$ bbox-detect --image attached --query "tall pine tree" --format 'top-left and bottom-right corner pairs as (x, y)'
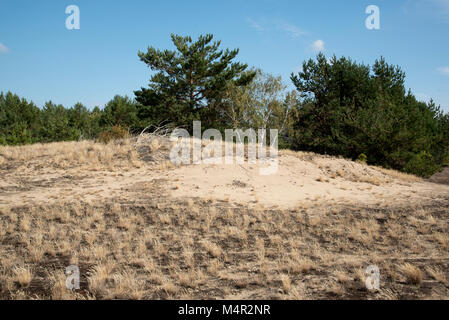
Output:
(135, 34), (255, 131)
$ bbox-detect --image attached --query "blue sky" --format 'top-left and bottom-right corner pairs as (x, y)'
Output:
(0, 0), (448, 111)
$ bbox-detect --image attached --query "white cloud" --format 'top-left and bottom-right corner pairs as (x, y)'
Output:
(0, 42), (9, 53)
(246, 18), (266, 32)
(277, 21), (305, 39)
(438, 66), (449, 75)
(432, 0), (449, 10)
(404, 0), (449, 21)
(432, 0), (449, 20)
(246, 18), (306, 39)
(310, 40), (325, 52)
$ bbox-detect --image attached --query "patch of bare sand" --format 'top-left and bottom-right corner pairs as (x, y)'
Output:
(169, 151), (448, 209)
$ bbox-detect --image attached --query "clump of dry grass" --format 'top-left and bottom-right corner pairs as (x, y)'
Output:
(49, 270), (77, 300)
(161, 280), (179, 296)
(378, 288), (398, 300)
(201, 240), (222, 258)
(425, 266), (447, 284)
(327, 282), (345, 297)
(290, 257), (315, 274)
(434, 233), (449, 250)
(357, 176), (383, 186)
(334, 270), (351, 284)
(399, 263), (423, 285)
(207, 259), (221, 276)
(280, 274), (291, 293)
(233, 278), (249, 289)
(13, 266), (33, 287)
(111, 269), (146, 299)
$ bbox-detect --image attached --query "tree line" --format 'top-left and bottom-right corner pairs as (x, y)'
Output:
(1, 33), (448, 176)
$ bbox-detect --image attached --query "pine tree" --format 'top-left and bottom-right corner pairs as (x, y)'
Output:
(135, 34), (255, 130)
(100, 95), (138, 130)
(289, 54), (449, 176)
(0, 92), (40, 145)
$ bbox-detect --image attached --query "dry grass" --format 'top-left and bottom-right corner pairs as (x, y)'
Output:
(280, 274), (291, 293)
(398, 264), (423, 285)
(374, 167), (422, 183)
(0, 139), (448, 300)
(13, 266), (33, 287)
(0, 139), (140, 170)
(1, 197), (447, 299)
(426, 266), (447, 285)
(434, 233), (449, 250)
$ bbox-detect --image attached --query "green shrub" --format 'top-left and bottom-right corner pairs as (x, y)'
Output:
(443, 152), (449, 167)
(356, 153), (367, 164)
(404, 151), (440, 177)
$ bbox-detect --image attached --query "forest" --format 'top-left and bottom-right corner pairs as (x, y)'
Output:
(1, 34), (448, 176)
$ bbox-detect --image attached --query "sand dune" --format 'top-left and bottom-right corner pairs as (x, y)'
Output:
(0, 137), (446, 210)
(0, 138), (448, 300)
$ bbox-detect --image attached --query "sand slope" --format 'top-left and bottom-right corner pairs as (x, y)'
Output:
(169, 150), (448, 209)
(0, 138), (448, 210)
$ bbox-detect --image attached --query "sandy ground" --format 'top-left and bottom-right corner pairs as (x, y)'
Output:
(169, 152), (448, 209)
(1, 138), (449, 300)
(0, 140), (447, 210)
